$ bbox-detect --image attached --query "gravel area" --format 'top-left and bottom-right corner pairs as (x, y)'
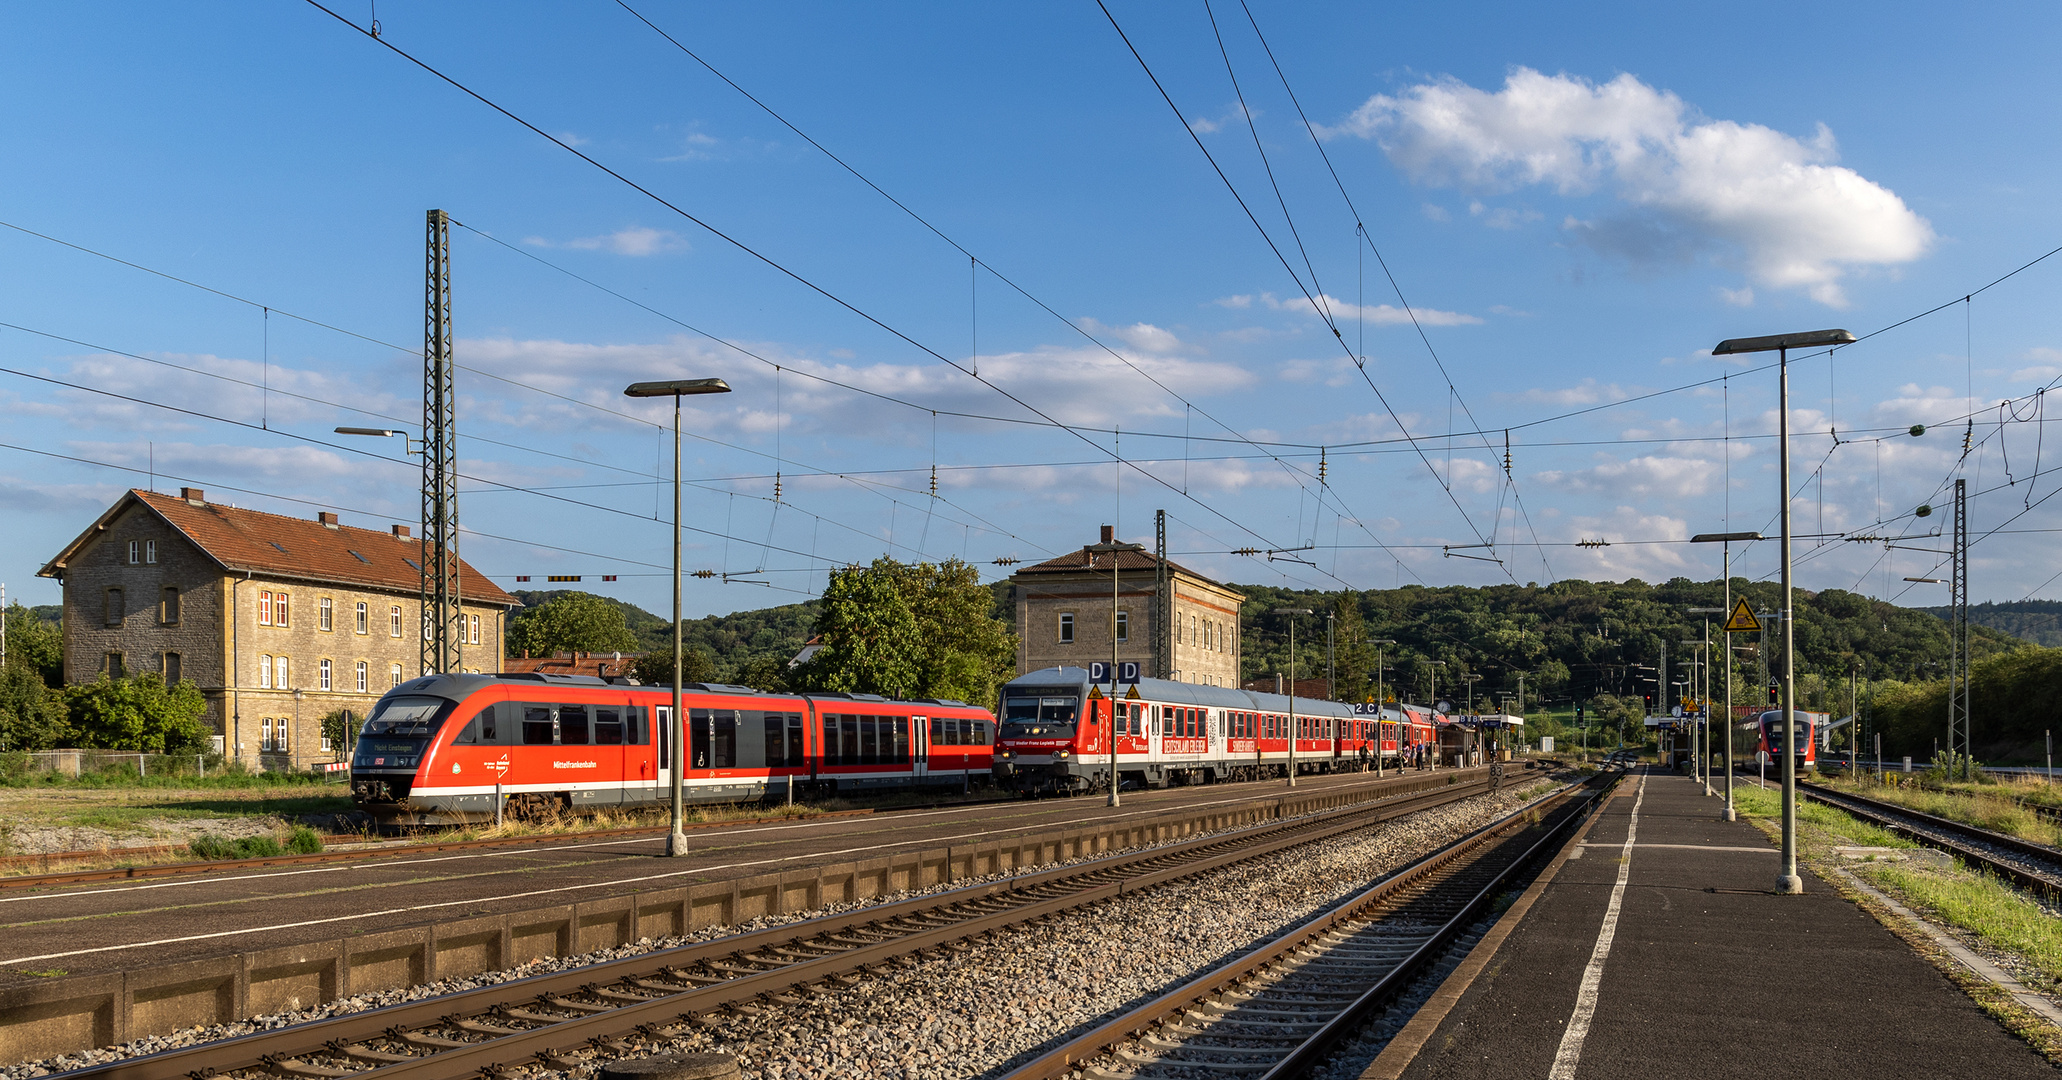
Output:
(0, 815), (284, 858)
(563, 781), (1563, 1080)
(0, 776), (1569, 1080)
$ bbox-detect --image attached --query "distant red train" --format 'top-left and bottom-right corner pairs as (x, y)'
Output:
(1757, 709), (1826, 770)
(992, 667), (1443, 795)
(350, 672), (995, 827)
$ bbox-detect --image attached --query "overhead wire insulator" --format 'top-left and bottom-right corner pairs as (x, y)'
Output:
(772, 471), (782, 502)
(992, 556), (1020, 567)
(1232, 547), (1260, 557)
(690, 569), (717, 579)
(929, 464), (938, 498)
(1317, 449), (1328, 486)
(1503, 430), (1513, 478)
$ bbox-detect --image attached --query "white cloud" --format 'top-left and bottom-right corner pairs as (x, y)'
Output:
(1077, 318), (1185, 355)
(1718, 286), (1755, 306)
(1189, 102), (1257, 135)
(1327, 67), (1933, 306)
(1535, 453), (1720, 497)
(1469, 201), (1541, 230)
(1212, 294), (1255, 310)
(1502, 377), (1629, 407)
(2010, 347), (2062, 383)
(1420, 203), (1450, 222)
(527, 226), (689, 256)
(1257, 292), (1482, 326)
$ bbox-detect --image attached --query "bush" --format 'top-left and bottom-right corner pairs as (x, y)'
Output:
(188, 825), (322, 861)
(65, 673), (211, 754)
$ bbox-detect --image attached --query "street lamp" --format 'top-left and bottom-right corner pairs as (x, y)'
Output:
(1426, 660), (1447, 769)
(334, 426), (422, 455)
(1691, 530), (1760, 821)
(1086, 534), (1146, 807)
(624, 377), (733, 857)
(1713, 328), (1853, 895)
(1275, 608), (1312, 786)
(1371, 639), (1396, 776)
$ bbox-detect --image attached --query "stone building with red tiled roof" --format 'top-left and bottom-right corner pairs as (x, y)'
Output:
(1009, 525), (1245, 687)
(38, 488), (520, 770)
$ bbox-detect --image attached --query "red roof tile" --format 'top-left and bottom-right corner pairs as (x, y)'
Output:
(41, 489), (518, 607)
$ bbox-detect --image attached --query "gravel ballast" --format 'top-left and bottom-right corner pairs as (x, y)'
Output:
(3, 778), (1565, 1080)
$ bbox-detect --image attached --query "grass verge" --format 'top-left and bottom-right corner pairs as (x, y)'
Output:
(1825, 776), (2062, 849)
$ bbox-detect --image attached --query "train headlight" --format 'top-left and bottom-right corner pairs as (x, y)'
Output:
(1053, 749), (1071, 759)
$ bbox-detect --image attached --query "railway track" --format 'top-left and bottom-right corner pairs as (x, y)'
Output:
(1797, 781), (2062, 897)
(1000, 775), (1609, 1080)
(46, 775), (1509, 1080)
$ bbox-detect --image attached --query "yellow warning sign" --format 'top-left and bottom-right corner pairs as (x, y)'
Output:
(1087, 685), (1105, 701)
(1124, 684), (1141, 700)
(1723, 599), (1762, 634)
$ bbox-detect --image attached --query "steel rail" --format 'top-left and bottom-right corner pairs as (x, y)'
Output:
(49, 777), (1500, 1080)
(998, 775), (1611, 1080)
(1797, 780), (2062, 897)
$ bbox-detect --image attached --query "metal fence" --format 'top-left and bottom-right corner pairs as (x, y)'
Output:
(1, 749), (231, 779)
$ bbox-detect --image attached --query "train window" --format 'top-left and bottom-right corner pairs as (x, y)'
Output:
(840, 715), (860, 766)
(690, 709), (713, 768)
(478, 706), (496, 742)
(858, 716), (879, 766)
(711, 711), (737, 768)
(890, 716), (910, 764)
(627, 706), (649, 745)
(558, 705), (590, 746)
(785, 714), (804, 766)
(594, 708), (623, 746)
(930, 717), (946, 745)
(763, 715), (787, 768)
(821, 715), (840, 767)
(523, 706), (555, 745)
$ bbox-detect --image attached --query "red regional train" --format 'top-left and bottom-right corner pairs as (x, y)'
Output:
(992, 667), (1444, 795)
(1757, 709), (1827, 771)
(349, 672), (996, 827)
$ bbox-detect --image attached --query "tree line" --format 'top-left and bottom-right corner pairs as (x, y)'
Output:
(1, 604), (213, 754)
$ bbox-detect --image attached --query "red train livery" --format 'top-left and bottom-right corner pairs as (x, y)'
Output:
(350, 672), (995, 827)
(993, 667), (1443, 795)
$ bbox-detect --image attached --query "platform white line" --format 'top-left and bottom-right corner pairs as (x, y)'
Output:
(1549, 770), (1646, 1080)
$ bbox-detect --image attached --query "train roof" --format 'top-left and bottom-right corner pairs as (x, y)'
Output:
(1005, 667), (1358, 718)
(383, 672), (983, 712)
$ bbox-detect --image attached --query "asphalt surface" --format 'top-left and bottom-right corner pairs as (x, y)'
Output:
(1397, 768), (2055, 1080)
(0, 767), (1468, 990)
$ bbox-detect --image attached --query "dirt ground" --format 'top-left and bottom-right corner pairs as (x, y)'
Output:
(0, 783), (359, 856)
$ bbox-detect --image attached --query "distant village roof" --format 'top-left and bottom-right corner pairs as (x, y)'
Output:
(38, 488), (519, 607)
(506, 651), (638, 679)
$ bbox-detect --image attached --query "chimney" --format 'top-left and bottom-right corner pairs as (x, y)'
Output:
(391, 524), (411, 539)
(180, 487), (205, 505)
(317, 512), (339, 528)
(1100, 524), (1114, 544)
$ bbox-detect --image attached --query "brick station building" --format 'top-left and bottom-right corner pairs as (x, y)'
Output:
(38, 487), (519, 770)
(1009, 525), (1245, 686)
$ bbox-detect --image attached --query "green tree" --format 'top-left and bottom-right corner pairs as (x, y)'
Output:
(318, 708), (362, 759)
(4, 602), (63, 688)
(1330, 593), (1374, 703)
(0, 661), (69, 750)
(729, 653), (790, 694)
(507, 592), (639, 657)
(631, 647), (716, 687)
(65, 673), (211, 754)
(796, 557), (1017, 706)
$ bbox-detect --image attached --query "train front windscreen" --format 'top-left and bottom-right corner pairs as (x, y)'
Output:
(351, 694), (457, 802)
(1000, 689), (1080, 740)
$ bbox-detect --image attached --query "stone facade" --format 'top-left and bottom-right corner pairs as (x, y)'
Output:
(42, 489), (517, 770)
(1011, 526), (1245, 687)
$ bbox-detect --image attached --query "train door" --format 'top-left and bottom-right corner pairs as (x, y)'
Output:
(655, 705), (673, 799)
(913, 714), (931, 786)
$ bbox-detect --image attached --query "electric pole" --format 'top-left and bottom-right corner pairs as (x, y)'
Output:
(422, 209), (460, 676)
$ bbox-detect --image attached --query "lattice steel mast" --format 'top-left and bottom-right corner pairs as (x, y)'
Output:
(422, 209), (461, 675)
(1154, 509), (1170, 679)
(1949, 477), (1970, 779)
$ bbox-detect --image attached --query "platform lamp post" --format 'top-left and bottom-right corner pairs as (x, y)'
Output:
(1713, 328), (1854, 895)
(623, 377), (733, 857)
(1086, 534), (1145, 807)
(1275, 608), (1312, 786)
(1691, 531), (1760, 821)
(1372, 639), (1396, 775)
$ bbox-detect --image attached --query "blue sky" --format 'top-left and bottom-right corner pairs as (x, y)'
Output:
(6, 1), (2062, 615)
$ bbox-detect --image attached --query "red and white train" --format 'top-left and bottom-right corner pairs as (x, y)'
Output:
(1757, 709), (1827, 770)
(349, 672), (996, 827)
(992, 667), (1444, 795)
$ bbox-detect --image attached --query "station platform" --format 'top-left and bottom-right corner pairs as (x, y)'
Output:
(1380, 767), (2054, 1079)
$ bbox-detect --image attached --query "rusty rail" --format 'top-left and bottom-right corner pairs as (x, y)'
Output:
(46, 777), (1500, 1080)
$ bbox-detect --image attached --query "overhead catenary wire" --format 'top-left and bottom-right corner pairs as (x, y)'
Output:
(304, 2), (1339, 583)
